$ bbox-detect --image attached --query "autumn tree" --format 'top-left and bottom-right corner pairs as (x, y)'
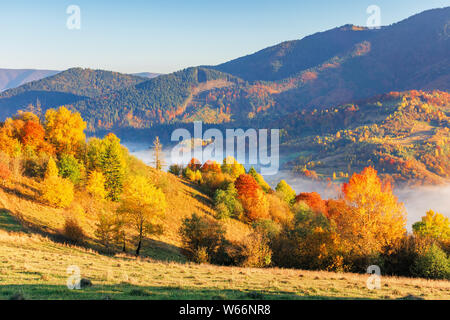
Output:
(235, 174), (269, 222)
(41, 159), (74, 208)
(45, 106), (86, 156)
(86, 170), (107, 200)
(275, 180), (296, 205)
(118, 176), (167, 256)
(338, 167), (406, 259)
(295, 192), (328, 216)
(45, 157), (59, 179)
(187, 158), (202, 171)
(413, 210), (450, 242)
(248, 166), (271, 193)
(58, 154), (83, 184)
(221, 156), (245, 180)
(213, 183), (243, 219)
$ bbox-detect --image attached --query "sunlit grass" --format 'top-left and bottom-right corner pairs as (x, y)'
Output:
(1, 230), (449, 300)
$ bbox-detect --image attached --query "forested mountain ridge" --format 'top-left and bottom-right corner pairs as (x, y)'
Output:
(0, 68), (148, 120)
(0, 8), (448, 131)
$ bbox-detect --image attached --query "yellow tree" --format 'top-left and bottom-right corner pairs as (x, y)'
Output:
(118, 176), (167, 256)
(86, 170), (107, 200)
(45, 106), (86, 156)
(413, 210), (450, 241)
(338, 167), (406, 257)
(221, 156), (245, 180)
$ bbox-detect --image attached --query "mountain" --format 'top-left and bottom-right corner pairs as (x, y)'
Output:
(0, 68), (147, 120)
(81, 7), (450, 129)
(0, 68), (59, 92)
(0, 8), (448, 130)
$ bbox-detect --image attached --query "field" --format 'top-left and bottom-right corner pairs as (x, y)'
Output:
(1, 229), (449, 300)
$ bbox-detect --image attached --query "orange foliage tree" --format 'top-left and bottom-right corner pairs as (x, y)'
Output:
(338, 167), (406, 257)
(295, 192), (328, 216)
(234, 174), (269, 222)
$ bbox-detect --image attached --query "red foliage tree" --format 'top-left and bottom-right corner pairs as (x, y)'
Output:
(295, 192), (328, 216)
(188, 158), (202, 171)
(20, 121), (45, 148)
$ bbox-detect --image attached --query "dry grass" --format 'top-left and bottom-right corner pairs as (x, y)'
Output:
(0, 169), (251, 262)
(0, 230), (449, 300)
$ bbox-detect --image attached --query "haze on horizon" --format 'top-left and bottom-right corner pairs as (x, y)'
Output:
(1, 0), (449, 74)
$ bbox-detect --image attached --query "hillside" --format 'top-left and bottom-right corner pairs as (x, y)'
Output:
(0, 166), (251, 262)
(0, 68), (147, 120)
(277, 90), (450, 185)
(0, 68), (59, 92)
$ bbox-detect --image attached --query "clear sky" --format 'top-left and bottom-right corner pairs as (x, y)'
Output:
(0, 0), (449, 74)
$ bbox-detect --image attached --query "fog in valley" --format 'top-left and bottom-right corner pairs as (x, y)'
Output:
(125, 142), (450, 231)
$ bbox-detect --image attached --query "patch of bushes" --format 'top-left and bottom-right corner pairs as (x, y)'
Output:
(63, 216), (86, 244)
(179, 213), (227, 264)
(411, 244), (450, 280)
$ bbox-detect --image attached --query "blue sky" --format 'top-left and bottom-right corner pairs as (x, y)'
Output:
(0, 0), (448, 73)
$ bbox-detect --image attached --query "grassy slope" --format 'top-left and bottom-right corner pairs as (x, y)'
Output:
(0, 167), (251, 262)
(1, 230), (449, 300)
(0, 164), (449, 300)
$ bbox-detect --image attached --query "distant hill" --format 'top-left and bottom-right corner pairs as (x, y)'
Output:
(0, 68), (59, 92)
(277, 90), (450, 185)
(0, 68), (147, 120)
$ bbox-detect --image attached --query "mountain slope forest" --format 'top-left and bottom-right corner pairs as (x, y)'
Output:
(278, 90), (450, 185)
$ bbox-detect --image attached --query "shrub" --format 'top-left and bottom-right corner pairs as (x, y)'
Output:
(168, 164), (183, 176)
(63, 216), (85, 243)
(23, 154), (48, 178)
(179, 213), (226, 263)
(252, 219), (282, 240)
(41, 176), (74, 208)
(229, 232), (272, 267)
(192, 246), (210, 264)
(411, 244), (450, 280)
(381, 235), (431, 277)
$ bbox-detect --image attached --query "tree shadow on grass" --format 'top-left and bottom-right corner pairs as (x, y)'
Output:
(0, 208), (24, 232)
(0, 283), (368, 300)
